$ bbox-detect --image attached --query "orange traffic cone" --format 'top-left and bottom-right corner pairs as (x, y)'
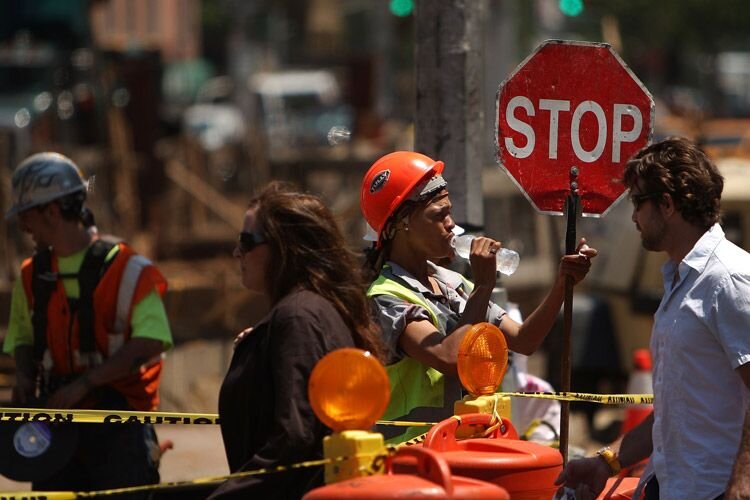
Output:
(618, 349), (653, 478)
(621, 349), (653, 435)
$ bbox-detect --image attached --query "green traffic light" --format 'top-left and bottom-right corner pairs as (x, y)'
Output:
(390, 0), (414, 17)
(559, 0), (583, 16)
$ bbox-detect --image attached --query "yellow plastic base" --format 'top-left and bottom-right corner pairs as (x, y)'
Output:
(323, 430), (385, 484)
(453, 394), (512, 438)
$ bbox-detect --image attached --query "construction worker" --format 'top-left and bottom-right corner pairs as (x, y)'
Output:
(360, 151), (597, 443)
(3, 152), (172, 496)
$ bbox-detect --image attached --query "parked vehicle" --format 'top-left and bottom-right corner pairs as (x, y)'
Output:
(248, 70), (353, 162)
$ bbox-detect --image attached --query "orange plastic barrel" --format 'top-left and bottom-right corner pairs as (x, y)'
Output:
(392, 413), (562, 500)
(303, 446), (509, 499)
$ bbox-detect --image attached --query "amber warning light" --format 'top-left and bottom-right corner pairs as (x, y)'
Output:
(308, 348), (390, 432)
(457, 322), (509, 396)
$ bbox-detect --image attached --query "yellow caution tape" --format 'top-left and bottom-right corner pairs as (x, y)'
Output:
(499, 391), (654, 405)
(0, 392), (654, 497)
(374, 419), (436, 427)
(0, 493), (79, 500)
(0, 408), (434, 427)
(0, 393), (652, 427)
(0, 408), (219, 424)
(0, 453), (384, 498)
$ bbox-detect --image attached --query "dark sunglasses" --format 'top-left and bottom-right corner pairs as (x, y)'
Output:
(238, 231), (267, 254)
(629, 191), (663, 209)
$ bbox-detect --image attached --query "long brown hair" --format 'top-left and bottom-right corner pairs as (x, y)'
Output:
(251, 182), (385, 362)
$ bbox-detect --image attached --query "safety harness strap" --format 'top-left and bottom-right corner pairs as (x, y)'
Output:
(31, 240), (117, 361)
(31, 248), (55, 363)
(77, 239), (117, 353)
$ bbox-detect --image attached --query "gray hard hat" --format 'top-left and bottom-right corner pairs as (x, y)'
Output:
(6, 152), (88, 219)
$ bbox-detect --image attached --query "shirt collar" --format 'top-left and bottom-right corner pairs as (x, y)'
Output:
(682, 223), (724, 274)
(661, 223), (724, 288)
(384, 260), (465, 294)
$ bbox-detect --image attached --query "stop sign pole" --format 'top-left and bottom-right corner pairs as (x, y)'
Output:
(562, 170), (579, 466)
(495, 40), (654, 464)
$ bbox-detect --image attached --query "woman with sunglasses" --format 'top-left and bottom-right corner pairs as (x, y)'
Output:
(361, 151), (598, 444)
(209, 182), (385, 499)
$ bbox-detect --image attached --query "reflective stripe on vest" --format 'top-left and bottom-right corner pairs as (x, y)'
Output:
(367, 273), (448, 443)
(109, 254), (151, 355)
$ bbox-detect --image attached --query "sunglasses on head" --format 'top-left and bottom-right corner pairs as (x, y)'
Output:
(238, 231), (266, 254)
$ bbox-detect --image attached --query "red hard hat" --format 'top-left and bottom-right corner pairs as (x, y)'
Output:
(360, 151), (445, 244)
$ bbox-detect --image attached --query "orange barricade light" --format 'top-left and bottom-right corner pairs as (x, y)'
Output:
(308, 348), (390, 484)
(454, 323), (512, 437)
(309, 348), (390, 431)
(457, 323), (508, 396)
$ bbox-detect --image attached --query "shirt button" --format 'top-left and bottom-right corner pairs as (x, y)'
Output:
(657, 446), (663, 452)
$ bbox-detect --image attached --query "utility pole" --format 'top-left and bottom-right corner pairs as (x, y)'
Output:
(414, 0), (485, 230)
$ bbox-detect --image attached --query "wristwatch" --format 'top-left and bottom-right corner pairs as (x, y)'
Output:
(596, 447), (622, 476)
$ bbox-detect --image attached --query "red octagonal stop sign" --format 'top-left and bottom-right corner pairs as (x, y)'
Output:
(496, 40), (654, 216)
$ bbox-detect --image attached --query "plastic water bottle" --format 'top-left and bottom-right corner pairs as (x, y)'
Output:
(451, 235), (520, 276)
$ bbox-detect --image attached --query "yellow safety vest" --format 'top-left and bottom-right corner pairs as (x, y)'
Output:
(367, 269), (473, 443)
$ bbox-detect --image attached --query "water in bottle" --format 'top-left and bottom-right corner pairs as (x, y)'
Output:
(451, 235), (520, 276)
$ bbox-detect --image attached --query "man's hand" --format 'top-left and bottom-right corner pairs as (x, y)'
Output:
(46, 374), (92, 409)
(555, 456), (611, 500)
(558, 238), (598, 285)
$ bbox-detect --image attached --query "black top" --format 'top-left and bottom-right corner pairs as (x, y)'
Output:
(209, 289), (357, 499)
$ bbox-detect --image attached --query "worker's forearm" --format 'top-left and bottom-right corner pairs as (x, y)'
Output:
(616, 412), (654, 469)
(456, 283), (494, 328)
(14, 345), (37, 379)
(86, 338), (163, 388)
(511, 277), (565, 354)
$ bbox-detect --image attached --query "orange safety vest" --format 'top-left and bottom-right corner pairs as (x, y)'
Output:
(21, 242), (168, 411)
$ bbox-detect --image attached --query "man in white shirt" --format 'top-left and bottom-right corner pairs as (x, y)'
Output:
(556, 138), (750, 500)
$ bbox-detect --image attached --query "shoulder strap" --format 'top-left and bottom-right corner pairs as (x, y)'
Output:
(31, 249), (56, 362)
(77, 240), (118, 354)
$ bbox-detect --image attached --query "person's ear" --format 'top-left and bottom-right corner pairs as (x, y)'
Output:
(660, 193), (676, 217)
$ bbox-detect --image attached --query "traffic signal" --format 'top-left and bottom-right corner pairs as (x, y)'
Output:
(389, 0), (414, 17)
(559, 0), (583, 16)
